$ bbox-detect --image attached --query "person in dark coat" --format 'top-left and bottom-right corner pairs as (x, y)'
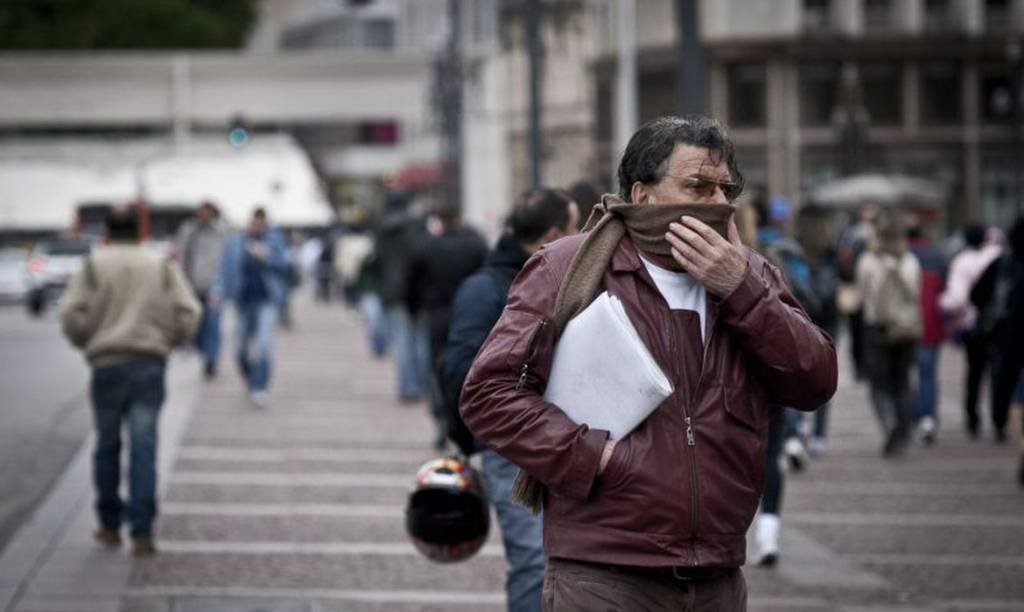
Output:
(407, 204), (488, 447)
(971, 217), (1024, 452)
(373, 193), (431, 402)
(440, 187), (578, 612)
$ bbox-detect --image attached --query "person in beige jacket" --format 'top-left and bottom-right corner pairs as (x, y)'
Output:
(59, 207), (200, 556)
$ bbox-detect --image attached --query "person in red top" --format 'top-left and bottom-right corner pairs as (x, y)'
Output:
(908, 225), (947, 444)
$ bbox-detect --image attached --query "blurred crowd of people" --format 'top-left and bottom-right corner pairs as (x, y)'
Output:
(733, 192), (1024, 569)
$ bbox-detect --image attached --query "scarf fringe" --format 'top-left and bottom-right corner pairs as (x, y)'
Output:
(510, 470), (545, 514)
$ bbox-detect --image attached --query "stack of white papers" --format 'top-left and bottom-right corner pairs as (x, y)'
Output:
(543, 292), (674, 440)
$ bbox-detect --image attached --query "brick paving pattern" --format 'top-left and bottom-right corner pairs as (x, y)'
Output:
(4, 298), (1023, 612)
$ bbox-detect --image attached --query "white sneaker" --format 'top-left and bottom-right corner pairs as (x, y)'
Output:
(808, 437), (827, 459)
(918, 416), (937, 446)
(784, 437), (809, 473)
(755, 513), (780, 567)
(249, 391), (270, 408)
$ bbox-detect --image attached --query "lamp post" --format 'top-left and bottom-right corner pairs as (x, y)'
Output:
(833, 63), (869, 178)
(440, 0), (464, 211)
(525, 0), (543, 189)
(1008, 39), (1023, 215)
(676, 0), (705, 115)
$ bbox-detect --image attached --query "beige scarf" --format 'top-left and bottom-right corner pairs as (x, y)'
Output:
(511, 194), (735, 511)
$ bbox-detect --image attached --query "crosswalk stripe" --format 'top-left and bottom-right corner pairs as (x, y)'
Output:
(787, 512), (1024, 528)
(176, 446), (433, 463)
(170, 471), (411, 487)
(849, 553), (1024, 567)
(156, 540), (504, 556)
(126, 586), (505, 605)
(162, 502), (404, 517)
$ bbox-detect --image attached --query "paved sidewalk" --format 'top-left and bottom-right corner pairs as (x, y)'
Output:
(3, 298), (1023, 612)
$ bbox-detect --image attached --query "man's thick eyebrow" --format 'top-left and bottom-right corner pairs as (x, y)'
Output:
(674, 172), (734, 183)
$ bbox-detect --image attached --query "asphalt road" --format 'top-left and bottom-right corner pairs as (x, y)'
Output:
(0, 303), (90, 550)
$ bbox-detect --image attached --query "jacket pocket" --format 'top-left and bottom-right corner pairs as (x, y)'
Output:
(598, 434), (632, 491)
(499, 309), (547, 388)
(722, 385), (767, 434)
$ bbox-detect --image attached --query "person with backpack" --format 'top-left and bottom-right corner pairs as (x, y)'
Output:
(856, 211), (922, 457)
(751, 197), (839, 566)
(440, 188), (579, 612)
(59, 207), (201, 555)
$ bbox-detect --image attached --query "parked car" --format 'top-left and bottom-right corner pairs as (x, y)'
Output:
(0, 248), (28, 304)
(25, 239), (92, 316)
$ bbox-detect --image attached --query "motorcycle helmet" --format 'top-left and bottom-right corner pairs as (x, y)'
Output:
(405, 457), (490, 563)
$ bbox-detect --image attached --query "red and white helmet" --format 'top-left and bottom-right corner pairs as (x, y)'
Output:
(405, 457), (490, 563)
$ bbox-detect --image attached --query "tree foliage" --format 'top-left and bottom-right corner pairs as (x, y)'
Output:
(0, 0), (258, 50)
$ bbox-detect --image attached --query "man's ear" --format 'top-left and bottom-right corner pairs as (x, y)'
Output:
(540, 225), (563, 245)
(631, 181), (650, 205)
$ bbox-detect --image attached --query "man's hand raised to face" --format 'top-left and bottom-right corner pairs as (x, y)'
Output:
(665, 214), (748, 298)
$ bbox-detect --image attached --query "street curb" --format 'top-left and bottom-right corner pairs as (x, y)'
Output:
(0, 352), (200, 612)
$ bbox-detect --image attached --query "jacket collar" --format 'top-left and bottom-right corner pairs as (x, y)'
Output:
(609, 234), (644, 274)
(486, 234), (531, 271)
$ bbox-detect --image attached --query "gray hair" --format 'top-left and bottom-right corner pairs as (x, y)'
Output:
(617, 115), (744, 203)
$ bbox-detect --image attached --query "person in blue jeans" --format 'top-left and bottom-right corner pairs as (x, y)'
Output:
(60, 207), (200, 555)
(175, 201), (228, 379)
(909, 226), (947, 444)
(212, 208), (292, 407)
(440, 188), (578, 612)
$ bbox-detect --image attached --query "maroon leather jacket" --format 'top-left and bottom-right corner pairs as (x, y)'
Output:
(460, 234), (837, 568)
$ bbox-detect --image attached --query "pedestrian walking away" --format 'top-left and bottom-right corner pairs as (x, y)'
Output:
(441, 187), (579, 612)
(460, 116), (838, 612)
(373, 193), (432, 403)
(175, 200), (228, 380)
(908, 225), (947, 445)
(211, 207), (293, 408)
(856, 212), (922, 457)
(939, 224), (1002, 439)
(971, 217), (1024, 449)
(407, 203), (487, 449)
(59, 206), (201, 556)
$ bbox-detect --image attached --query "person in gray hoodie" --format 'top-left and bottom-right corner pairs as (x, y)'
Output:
(60, 207), (200, 556)
(176, 201), (228, 379)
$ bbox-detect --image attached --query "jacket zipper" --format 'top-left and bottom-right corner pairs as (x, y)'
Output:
(663, 316), (702, 567)
(515, 320), (547, 391)
(686, 302), (718, 566)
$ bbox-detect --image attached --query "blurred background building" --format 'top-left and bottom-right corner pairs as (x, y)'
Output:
(590, 0), (1024, 231)
(0, 0), (1022, 241)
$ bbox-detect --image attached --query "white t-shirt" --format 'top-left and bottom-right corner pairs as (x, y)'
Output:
(640, 257), (708, 342)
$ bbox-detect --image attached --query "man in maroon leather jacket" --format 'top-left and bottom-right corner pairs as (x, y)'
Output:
(460, 116), (837, 611)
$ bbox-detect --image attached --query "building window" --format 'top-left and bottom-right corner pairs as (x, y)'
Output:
(864, 0), (893, 32)
(727, 63), (767, 127)
(919, 61), (962, 124)
(985, 0), (1010, 33)
(803, 0), (831, 32)
(980, 62), (1015, 123)
(799, 63), (840, 127)
(861, 62), (902, 125)
(924, 0), (954, 32)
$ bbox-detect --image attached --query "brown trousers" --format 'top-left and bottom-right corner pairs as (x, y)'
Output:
(542, 558), (747, 612)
